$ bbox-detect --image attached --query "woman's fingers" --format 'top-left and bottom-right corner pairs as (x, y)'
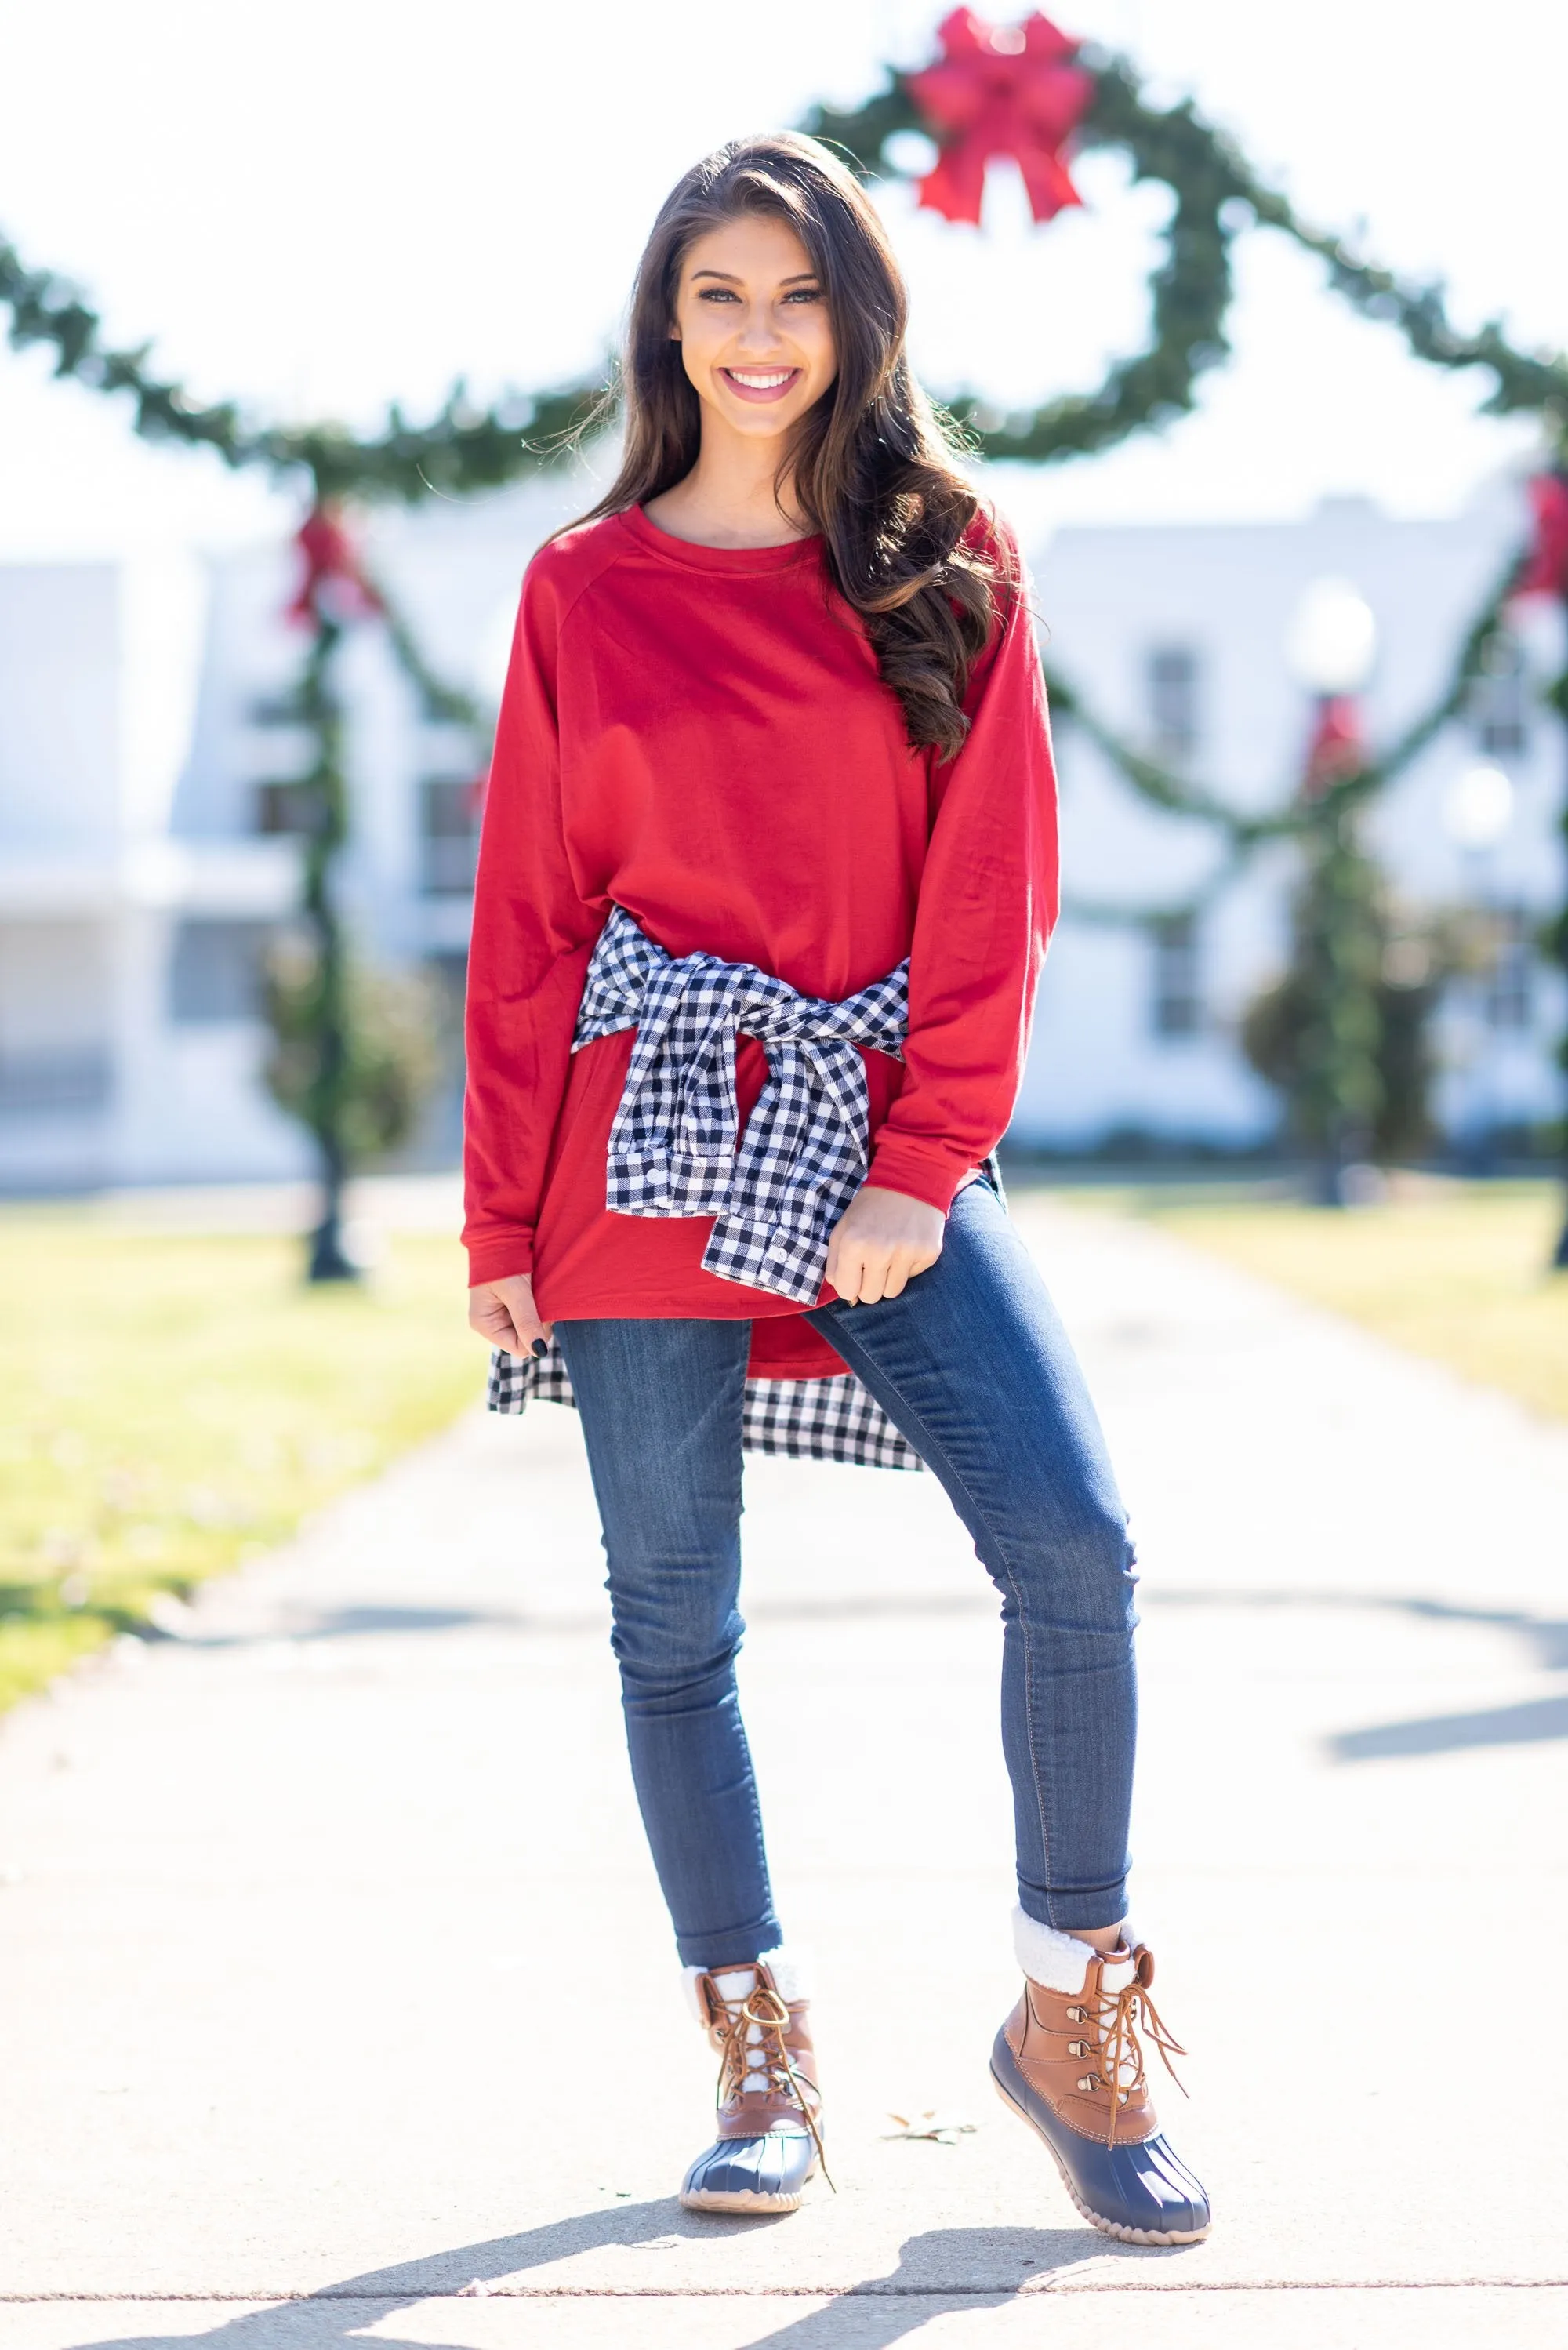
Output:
(468, 1277), (550, 1356)
(468, 1291), (520, 1350)
(832, 1245), (864, 1305)
(826, 1184), (946, 1307)
(836, 1248), (942, 1306)
(850, 1243), (895, 1305)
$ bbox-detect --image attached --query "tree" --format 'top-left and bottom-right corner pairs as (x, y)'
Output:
(258, 607), (440, 1278)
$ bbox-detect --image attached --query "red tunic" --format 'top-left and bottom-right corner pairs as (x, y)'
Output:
(462, 502), (1059, 1381)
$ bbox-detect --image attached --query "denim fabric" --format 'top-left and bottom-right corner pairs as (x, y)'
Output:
(556, 1180), (1138, 1967)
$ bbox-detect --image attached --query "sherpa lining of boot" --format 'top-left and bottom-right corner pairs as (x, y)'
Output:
(1012, 1905), (1131, 1993)
(681, 1946), (811, 2023)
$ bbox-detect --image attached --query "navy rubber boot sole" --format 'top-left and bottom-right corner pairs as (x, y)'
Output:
(680, 2128), (819, 2215)
(990, 2029), (1210, 2245)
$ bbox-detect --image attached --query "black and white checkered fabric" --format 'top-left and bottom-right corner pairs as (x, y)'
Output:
(575, 903), (911, 1306)
(487, 1343), (925, 1472)
(485, 904), (927, 1471)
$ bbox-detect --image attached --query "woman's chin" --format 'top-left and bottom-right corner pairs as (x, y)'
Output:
(706, 399), (808, 440)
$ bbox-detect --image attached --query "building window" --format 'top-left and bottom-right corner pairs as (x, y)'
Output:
(1485, 906), (1534, 1031)
(1471, 634), (1530, 757)
(169, 921), (272, 1023)
(0, 922), (112, 1113)
(0, 1048), (111, 1112)
(1145, 645), (1201, 766)
(252, 781), (319, 836)
(1150, 913), (1202, 1040)
(419, 778), (481, 897)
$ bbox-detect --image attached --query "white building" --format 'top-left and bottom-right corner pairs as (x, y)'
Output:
(1022, 482), (1564, 1154)
(1, 474), (1561, 1190)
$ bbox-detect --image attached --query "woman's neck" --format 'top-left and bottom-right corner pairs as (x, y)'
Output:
(643, 426), (815, 550)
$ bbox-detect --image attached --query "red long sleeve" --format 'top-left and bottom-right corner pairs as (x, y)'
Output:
(461, 548), (609, 1284)
(867, 561), (1059, 1210)
(461, 504), (1059, 1331)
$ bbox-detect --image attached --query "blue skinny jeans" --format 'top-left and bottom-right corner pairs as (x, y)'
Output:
(554, 1180), (1138, 1968)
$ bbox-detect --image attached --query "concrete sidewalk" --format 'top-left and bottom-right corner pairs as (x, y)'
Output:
(1, 1198), (1565, 2347)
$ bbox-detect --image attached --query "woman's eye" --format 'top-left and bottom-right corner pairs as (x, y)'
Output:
(699, 288), (740, 302)
(783, 288), (822, 303)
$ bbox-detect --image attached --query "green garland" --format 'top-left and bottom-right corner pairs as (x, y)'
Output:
(274, 616), (355, 1280)
(1044, 543), (1530, 910)
(0, 237), (598, 501)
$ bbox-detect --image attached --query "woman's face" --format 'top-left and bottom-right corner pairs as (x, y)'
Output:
(670, 213), (837, 441)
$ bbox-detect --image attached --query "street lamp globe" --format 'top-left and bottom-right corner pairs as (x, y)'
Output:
(1442, 761), (1515, 852)
(1285, 576), (1378, 696)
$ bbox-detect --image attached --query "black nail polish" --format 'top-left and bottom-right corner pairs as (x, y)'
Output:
(531, 1338), (549, 1360)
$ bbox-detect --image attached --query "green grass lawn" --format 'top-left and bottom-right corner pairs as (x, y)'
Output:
(9, 1181), (1563, 1717)
(1090, 1179), (1568, 1426)
(0, 1215), (481, 1713)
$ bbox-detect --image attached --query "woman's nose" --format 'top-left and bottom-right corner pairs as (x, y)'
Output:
(734, 309), (786, 354)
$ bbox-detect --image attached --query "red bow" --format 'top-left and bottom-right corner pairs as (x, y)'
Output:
(288, 503), (383, 627)
(1304, 695), (1365, 794)
(1515, 471), (1568, 600)
(907, 9), (1093, 227)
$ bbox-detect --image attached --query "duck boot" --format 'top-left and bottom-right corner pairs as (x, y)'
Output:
(991, 1911), (1210, 2245)
(680, 1952), (828, 2215)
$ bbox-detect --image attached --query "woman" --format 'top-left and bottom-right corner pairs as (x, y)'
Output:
(464, 131), (1209, 2246)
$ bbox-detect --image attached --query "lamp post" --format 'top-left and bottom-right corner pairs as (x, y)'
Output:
(1283, 579), (1384, 1204)
(1286, 577), (1379, 710)
(1441, 759), (1515, 1172)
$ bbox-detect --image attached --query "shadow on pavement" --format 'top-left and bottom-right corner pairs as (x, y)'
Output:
(1328, 1693), (1568, 1758)
(1145, 1584), (1568, 1760)
(169, 1606), (524, 1647)
(1146, 1584), (1568, 1667)
(66, 2206), (1176, 2350)
(681, 2225), (1184, 2348)
(165, 1594), (1000, 1651)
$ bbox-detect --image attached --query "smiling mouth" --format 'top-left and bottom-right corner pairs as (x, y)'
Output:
(720, 367), (802, 403)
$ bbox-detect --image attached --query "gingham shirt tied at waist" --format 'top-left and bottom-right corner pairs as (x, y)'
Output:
(573, 904), (910, 1306)
(486, 906), (927, 1471)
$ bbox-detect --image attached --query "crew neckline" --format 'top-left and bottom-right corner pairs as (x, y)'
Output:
(621, 502), (823, 574)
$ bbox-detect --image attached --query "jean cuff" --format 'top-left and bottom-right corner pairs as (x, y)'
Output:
(1018, 1880), (1130, 1937)
(674, 1918), (786, 1972)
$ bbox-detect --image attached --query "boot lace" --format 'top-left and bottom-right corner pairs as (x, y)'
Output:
(713, 1982), (835, 2191)
(1075, 1974), (1189, 2146)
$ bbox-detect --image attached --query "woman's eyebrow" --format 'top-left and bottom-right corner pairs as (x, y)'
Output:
(688, 269), (822, 285)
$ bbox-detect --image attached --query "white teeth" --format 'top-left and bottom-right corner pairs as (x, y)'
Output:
(728, 369), (793, 389)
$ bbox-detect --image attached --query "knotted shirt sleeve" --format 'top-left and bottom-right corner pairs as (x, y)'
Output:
(462, 556), (607, 1286)
(865, 528), (1060, 1212)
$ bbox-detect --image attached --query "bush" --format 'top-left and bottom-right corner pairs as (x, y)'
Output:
(263, 938), (441, 1166)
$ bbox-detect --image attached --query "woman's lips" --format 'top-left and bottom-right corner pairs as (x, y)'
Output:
(719, 367), (802, 404)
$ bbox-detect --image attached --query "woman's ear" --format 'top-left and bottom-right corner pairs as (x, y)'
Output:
(668, 323), (681, 341)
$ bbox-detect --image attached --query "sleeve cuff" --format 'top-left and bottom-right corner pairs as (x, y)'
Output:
(865, 1138), (975, 1216)
(464, 1231), (535, 1288)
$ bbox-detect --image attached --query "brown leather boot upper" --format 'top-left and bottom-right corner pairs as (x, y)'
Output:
(691, 1960), (825, 2152)
(1001, 1940), (1185, 2148)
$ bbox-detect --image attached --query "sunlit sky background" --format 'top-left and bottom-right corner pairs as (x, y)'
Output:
(2, 0), (1564, 561)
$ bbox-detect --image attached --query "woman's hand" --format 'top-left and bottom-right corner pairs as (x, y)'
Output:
(468, 1273), (553, 1358)
(824, 1184), (946, 1305)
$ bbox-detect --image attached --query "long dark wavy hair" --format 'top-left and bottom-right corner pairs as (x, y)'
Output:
(571, 132), (1002, 757)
